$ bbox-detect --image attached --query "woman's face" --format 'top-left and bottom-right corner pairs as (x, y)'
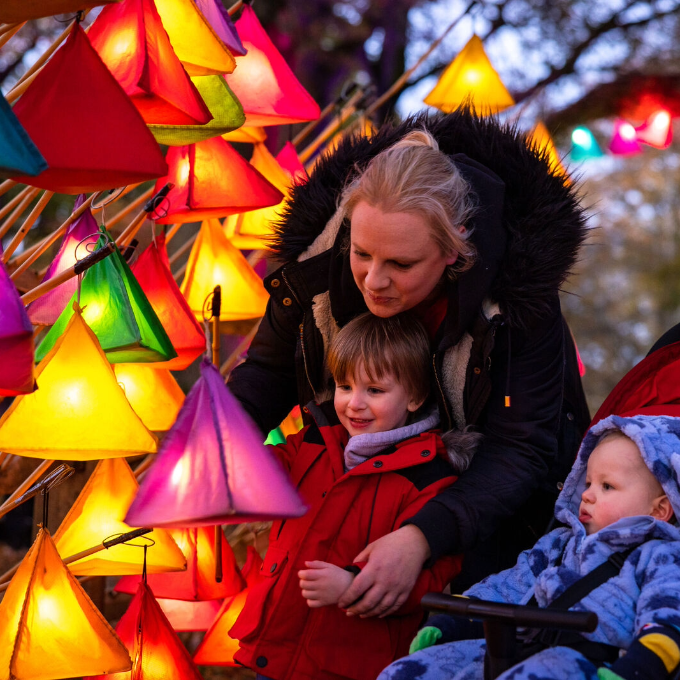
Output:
(349, 202), (458, 317)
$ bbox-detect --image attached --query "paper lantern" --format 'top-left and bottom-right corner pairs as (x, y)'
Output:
(85, 581), (203, 680)
(569, 126), (604, 161)
(36, 232), (177, 364)
(609, 119), (642, 155)
(222, 126), (267, 143)
(193, 547), (264, 666)
(276, 141), (308, 184)
(424, 34), (515, 115)
(195, 0), (246, 56)
(180, 219), (269, 322)
(0, 305), (158, 461)
(0, 258), (34, 397)
(148, 75), (245, 146)
(153, 0), (236, 76)
(28, 195), (99, 325)
(635, 109), (673, 149)
(53, 458), (186, 576)
(527, 121), (567, 178)
(226, 5), (321, 126)
(0, 94), (47, 178)
(130, 234), (205, 370)
(0, 528), (131, 680)
(0, 0), (121, 22)
(125, 360), (307, 527)
(88, 0), (212, 126)
(11, 25), (167, 194)
(114, 364), (185, 431)
(153, 137), (283, 224)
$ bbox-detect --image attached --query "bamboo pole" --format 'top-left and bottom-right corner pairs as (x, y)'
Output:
(165, 223), (183, 244)
(106, 185), (155, 230)
(173, 260), (188, 282)
(292, 97), (345, 148)
(0, 22), (21, 36)
(2, 190), (53, 262)
(0, 21), (24, 49)
(0, 460), (54, 521)
(227, 0), (243, 15)
(220, 319), (261, 376)
(115, 209), (148, 249)
(133, 455), (155, 480)
(0, 186), (36, 226)
(0, 188), (39, 240)
(0, 452), (9, 470)
(0, 179), (16, 199)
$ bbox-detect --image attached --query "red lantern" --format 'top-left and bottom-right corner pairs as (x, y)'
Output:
(276, 141), (308, 184)
(635, 109), (673, 149)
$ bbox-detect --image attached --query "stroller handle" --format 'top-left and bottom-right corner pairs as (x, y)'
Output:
(421, 594), (598, 633)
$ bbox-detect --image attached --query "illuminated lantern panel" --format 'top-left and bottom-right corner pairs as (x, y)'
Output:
(0, 528), (131, 680)
(424, 34), (515, 115)
(53, 458), (186, 576)
(0, 93), (47, 178)
(11, 25), (167, 194)
(0, 305), (158, 461)
(153, 0), (236, 76)
(124, 360), (307, 528)
(195, 0), (246, 56)
(36, 233), (177, 365)
(570, 126), (604, 161)
(609, 119), (642, 156)
(222, 125), (267, 143)
(85, 582), (203, 680)
(527, 121), (568, 178)
(636, 109), (673, 149)
(276, 141), (308, 184)
(226, 5), (321, 127)
(180, 218), (269, 322)
(0, 0), (120, 22)
(0, 258), (34, 397)
(88, 0), (212, 126)
(28, 194), (99, 325)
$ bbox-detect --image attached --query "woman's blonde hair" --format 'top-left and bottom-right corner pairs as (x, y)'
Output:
(339, 129), (477, 273)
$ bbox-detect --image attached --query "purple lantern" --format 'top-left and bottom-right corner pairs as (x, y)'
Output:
(195, 0), (246, 57)
(125, 360), (307, 527)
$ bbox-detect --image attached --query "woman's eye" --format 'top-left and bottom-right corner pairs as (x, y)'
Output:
(353, 249), (370, 259)
(393, 262), (413, 270)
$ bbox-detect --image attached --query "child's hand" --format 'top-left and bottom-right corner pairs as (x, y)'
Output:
(298, 561), (354, 608)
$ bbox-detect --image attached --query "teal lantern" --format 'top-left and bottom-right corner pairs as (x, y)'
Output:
(569, 126), (604, 161)
(0, 94), (47, 177)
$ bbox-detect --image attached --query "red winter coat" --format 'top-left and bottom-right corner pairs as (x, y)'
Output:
(230, 403), (462, 680)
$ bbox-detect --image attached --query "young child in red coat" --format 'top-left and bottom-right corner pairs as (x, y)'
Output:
(230, 312), (475, 680)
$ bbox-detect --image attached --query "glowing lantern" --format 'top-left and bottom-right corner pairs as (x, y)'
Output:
(53, 458), (186, 576)
(0, 305), (158, 461)
(154, 137), (283, 224)
(609, 119), (642, 155)
(222, 126), (267, 143)
(0, 0), (120, 22)
(424, 34), (515, 115)
(226, 5), (321, 126)
(0, 528), (131, 680)
(125, 360), (308, 527)
(149, 75), (245, 146)
(570, 126), (604, 161)
(193, 547), (264, 665)
(180, 218), (269, 322)
(11, 25), (167, 194)
(88, 0), (212, 126)
(85, 581), (203, 680)
(527, 121), (567, 178)
(153, 0), (236, 76)
(635, 109), (673, 149)
(195, 0), (246, 56)
(276, 141), (308, 184)
(36, 232), (177, 364)
(130, 233), (205, 370)
(0, 94), (47, 178)
(0, 259), (34, 397)
(28, 195), (99, 325)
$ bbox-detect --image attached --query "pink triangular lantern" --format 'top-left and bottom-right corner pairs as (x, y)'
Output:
(609, 119), (642, 155)
(635, 109), (673, 149)
(276, 141), (308, 184)
(225, 5), (320, 127)
(0, 256), (34, 396)
(28, 195), (100, 325)
(124, 360), (307, 527)
(195, 0), (246, 56)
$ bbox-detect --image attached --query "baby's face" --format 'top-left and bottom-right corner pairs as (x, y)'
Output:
(579, 434), (665, 535)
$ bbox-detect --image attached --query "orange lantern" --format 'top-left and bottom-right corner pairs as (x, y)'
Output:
(0, 0), (120, 22)
(154, 137), (283, 224)
(0, 528), (131, 680)
(180, 219), (269, 321)
(0, 305), (158, 461)
(53, 458), (186, 576)
(226, 5), (321, 126)
(11, 24), (167, 194)
(527, 121), (568, 178)
(222, 125), (267, 144)
(424, 34), (515, 115)
(88, 0), (212, 126)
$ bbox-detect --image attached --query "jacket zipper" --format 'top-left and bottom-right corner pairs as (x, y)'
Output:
(432, 353), (453, 430)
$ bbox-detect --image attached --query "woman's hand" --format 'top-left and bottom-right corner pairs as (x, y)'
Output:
(337, 525), (431, 618)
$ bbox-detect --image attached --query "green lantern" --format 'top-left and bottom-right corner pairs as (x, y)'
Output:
(36, 230), (177, 364)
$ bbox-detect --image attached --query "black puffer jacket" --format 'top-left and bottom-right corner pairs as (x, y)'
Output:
(229, 109), (590, 579)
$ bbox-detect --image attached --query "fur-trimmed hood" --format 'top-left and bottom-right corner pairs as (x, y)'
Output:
(272, 107), (588, 330)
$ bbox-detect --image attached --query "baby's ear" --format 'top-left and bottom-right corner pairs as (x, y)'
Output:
(652, 495), (674, 523)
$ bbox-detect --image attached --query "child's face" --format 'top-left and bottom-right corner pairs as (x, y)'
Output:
(578, 434), (667, 535)
(334, 362), (422, 437)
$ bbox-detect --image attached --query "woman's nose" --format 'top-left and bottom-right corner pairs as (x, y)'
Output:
(364, 262), (389, 290)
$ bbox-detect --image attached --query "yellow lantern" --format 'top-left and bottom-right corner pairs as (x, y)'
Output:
(153, 0), (236, 76)
(113, 364), (185, 432)
(53, 458), (187, 576)
(180, 219), (269, 322)
(0, 305), (158, 460)
(222, 126), (267, 144)
(527, 121), (568, 179)
(0, 528), (131, 680)
(424, 35), (515, 115)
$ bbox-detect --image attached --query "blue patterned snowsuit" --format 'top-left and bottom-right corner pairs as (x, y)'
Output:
(379, 415), (680, 680)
